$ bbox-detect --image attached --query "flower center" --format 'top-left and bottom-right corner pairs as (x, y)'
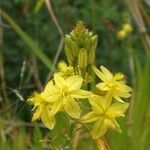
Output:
(106, 81), (119, 92)
(60, 86), (69, 98)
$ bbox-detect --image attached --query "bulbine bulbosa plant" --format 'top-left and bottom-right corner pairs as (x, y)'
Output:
(27, 21), (132, 149)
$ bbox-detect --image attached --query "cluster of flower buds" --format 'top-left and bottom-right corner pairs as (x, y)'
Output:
(65, 21), (98, 78)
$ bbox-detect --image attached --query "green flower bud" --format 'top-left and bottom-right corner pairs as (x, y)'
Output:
(65, 46), (75, 65)
(83, 38), (91, 52)
(65, 34), (80, 61)
(64, 21), (98, 77)
(88, 45), (95, 65)
(91, 35), (98, 50)
(70, 31), (77, 41)
(72, 42), (80, 57)
(65, 35), (74, 50)
(78, 48), (88, 68)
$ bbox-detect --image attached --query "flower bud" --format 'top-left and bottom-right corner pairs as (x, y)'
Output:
(91, 35), (98, 50)
(65, 35), (73, 48)
(78, 48), (88, 68)
(88, 46), (95, 65)
(64, 21), (98, 77)
(83, 38), (91, 52)
(72, 42), (80, 57)
(65, 46), (75, 65)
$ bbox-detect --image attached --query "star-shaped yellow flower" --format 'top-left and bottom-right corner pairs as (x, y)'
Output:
(28, 75), (91, 129)
(80, 93), (129, 139)
(43, 74), (92, 119)
(92, 65), (132, 103)
(27, 81), (59, 129)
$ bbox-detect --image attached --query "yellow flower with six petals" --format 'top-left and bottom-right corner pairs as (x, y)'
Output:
(45, 74), (92, 118)
(92, 65), (132, 103)
(27, 81), (58, 129)
(81, 93), (129, 139)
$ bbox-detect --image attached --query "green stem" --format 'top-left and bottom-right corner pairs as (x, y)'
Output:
(62, 120), (76, 150)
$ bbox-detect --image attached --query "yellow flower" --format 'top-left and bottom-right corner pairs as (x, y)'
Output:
(117, 23), (132, 40)
(117, 30), (127, 40)
(28, 80), (64, 129)
(57, 61), (75, 78)
(45, 74), (92, 119)
(28, 75), (92, 129)
(92, 66), (132, 103)
(81, 94), (129, 139)
(123, 23), (132, 33)
(29, 94), (56, 129)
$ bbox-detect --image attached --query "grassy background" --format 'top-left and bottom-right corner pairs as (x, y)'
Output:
(0, 0), (150, 149)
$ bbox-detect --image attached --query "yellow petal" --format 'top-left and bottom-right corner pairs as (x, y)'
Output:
(44, 94), (61, 102)
(64, 98), (81, 119)
(41, 107), (56, 129)
(42, 81), (58, 99)
(44, 80), (54, 93)
(49, 101), (62, 116)
(114, 73), (124, 81)
(32, 106), (43, 121)
(113, 95), (125, 103)
(80, 111), (98, 123)
(112, 119), (122, 133)
(118, 83), (132, 92)
(100, 66), (113, 81)
(70, 89), (92, 99)
(108, 102), (129, 118)
(92, 66), (106, 81)
(104, 118), (113, 127)
(28, 92), (41, 105)
(102, 92), (113, 109)
(91, 117), (107, 139)
(112, 83), (132, 101)
(113, 91), (131, 102)
(96, 83), (109, 91)
(89, 96), (104, 114)
(117, 91), (131, 98)
(105, 118), (122, 133)
(54, 74), (65, 88)
(66, 75), (83, 91)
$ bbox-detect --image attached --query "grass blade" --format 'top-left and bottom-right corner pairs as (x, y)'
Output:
(1, 10), (52, 69)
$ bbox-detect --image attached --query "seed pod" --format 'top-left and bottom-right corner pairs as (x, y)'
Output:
(78, 48), (88, 68)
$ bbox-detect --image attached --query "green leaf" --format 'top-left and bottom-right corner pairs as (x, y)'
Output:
(1, 10), (52, 69)
(33, 124), (43, 150)
(34, 0), (45, 14)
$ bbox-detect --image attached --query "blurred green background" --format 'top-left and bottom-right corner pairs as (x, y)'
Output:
(0, 0), (150, 149)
